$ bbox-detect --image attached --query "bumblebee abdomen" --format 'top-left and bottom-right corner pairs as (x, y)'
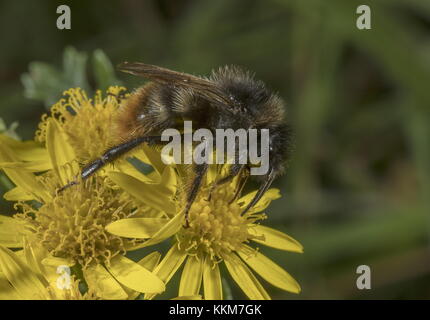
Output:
(115, 82), (178, 142)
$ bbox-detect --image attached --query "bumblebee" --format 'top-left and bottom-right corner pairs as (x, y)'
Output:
(60, 62), (293, 226)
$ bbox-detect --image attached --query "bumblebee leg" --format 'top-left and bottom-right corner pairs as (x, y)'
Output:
(206, 163), (246, 201)
(57, 135), (163, 193)
(204, 165), (222, 201)
(229, 166), (250, 203)
(208, 138), (249, 199)
(241, 167), (276, 216)
(183, 163), (209, 228)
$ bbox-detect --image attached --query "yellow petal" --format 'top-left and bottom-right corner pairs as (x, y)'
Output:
(106, 255), (165, 294)
(140, 213), (183, 248)
(3, 187), (35, 201)
(160, 166), (177, 195)
(203, 256), (222, 300)
(249, 225), (303, 253)
(152, 244), (186, 283)
(0, 135), (49, 162)
(136, 146), (165, 175)
(238, 245), (301, 294)
(138, 252), (161, 271)
(22, 239), (47, 280)
(83, 263), (128, 300)
(120, 252), (162, 300)
(238, 188), (281, 213)
(41, 256), (74, 268)
(179, 256), (203, 296)
(107, 171), (176, 214)
(147, 170), (161, 183)
(0, 274), (20, 300)
(114, 161), (177, 198)
(0, 161), (51, 172)
(0, 215), (24, 248)
(13, 249), (24, 259)
(46, 119), (76, 184)
(0, 246), (49, 299)
(144, 244), (186, 300)
(0, 143), (50, 202)
(114, 160), (153, 184)
(223, 252), (271, 300)
(106, 218), (169, 239)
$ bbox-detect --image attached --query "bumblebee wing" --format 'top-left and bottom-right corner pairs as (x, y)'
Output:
(118, 62), (232, 109)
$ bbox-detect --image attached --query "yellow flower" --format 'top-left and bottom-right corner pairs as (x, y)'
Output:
(107, 165), (303, 300)
(0, 87), (169, 299)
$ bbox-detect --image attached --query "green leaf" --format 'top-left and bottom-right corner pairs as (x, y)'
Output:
(21, 47), (121, 109)
(21, 62), (64, 107)
(62, 46), (90, 92)
(92, 49), (122, 91)
(21, 46), (89, 108)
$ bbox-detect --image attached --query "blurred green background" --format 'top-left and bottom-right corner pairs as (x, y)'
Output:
(0, 0), (429, 299)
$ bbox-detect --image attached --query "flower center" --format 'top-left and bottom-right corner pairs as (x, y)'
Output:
(177, 183), (265, 263)
(35, 87), (127, 162)
(16, 175), (142, 268)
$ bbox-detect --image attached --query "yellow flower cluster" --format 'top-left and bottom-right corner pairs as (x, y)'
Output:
(0, 87), (302, 300)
